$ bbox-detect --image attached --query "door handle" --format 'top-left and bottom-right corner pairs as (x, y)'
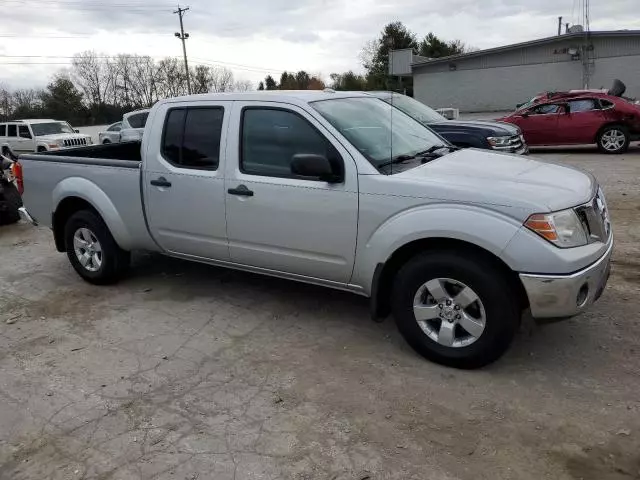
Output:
(228, 185), (254, 197)
(150, 177), (172, 188)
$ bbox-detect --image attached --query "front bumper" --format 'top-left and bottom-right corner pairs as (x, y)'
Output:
(519, 239), (613, 319)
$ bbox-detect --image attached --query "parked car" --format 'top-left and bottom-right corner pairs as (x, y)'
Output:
(16, 91), (612, 369)
(0, 119), (92, 156)
(98, 122), (123, 144)
(369, 91), (528, 154)
(0, 151), (22, 225)
(119, 109), (150, 142)
(502, 88), (640, 154)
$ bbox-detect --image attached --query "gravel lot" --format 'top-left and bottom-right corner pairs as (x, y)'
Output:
(1, 146), (639, 480)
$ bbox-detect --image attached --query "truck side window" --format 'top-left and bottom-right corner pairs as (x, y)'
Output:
(0, 124), (6, 137)
(7, 125), (17, 137)
(241, 108), (336, 178)
(18, 125), (32, 139)
(161, 107), (223, 170)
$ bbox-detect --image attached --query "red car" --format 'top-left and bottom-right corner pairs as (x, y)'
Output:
(500, 89), (640, 154)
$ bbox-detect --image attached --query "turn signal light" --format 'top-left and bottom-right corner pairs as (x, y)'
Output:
(11, 162), (24, 195)
(524, 214), (558, 241)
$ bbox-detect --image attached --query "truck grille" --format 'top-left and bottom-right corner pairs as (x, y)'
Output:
(491, 134), (526, 152)
(62, 138), (88, 147)
(575, 188), (611, 243)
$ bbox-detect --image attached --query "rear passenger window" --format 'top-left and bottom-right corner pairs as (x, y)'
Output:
(568, 99), (596, 113)
(7, 125), (17, 137)
(600, 99), (614, 109)
(0, 125), (5, 136)
(128, 112), (149, 129)
(161, 107), (223, 170)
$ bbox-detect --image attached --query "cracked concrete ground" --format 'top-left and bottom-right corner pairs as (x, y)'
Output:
(1, 147), (639, 480)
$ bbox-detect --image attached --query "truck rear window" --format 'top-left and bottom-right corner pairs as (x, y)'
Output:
(161, 107), (224, 170)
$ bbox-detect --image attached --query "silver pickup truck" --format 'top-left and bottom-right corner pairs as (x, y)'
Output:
(16, 91), (613, 368)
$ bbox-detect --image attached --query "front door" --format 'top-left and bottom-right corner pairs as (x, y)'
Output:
(16, 125), (35, 152)
(224, 102), (358, 284)
(517, 103), (564, 145)
(143, 102), (231, 261)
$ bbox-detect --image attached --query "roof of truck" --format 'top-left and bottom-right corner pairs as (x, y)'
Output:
(5, 119), (59, 124)
(157, 90), (372, 106)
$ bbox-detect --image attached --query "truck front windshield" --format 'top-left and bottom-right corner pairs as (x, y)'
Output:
(31, 122), (75, 136)
(312, 97), (446, 171)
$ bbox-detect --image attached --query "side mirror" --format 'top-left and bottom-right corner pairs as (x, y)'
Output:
(74, 129), (80, 133)
(291, 154), (342, 183)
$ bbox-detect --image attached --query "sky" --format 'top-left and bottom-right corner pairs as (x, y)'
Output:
(1, 0), (639, 90)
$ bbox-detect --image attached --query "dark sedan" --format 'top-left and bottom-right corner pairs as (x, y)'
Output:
(368, 92), (528, 155)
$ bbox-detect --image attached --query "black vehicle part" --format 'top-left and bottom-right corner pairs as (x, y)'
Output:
(0, 181), (22, 225)
(608, 79), (626, 97)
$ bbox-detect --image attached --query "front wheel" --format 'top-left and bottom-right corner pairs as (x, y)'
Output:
(598, 125), (630, 154)
(391, 251), (520, 369)
(64, 210), (130, 284)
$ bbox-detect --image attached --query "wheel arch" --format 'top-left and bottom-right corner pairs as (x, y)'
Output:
(594, 121), (629, 143)
(52, 178), (133, 252)
(371, 237), (529, 321)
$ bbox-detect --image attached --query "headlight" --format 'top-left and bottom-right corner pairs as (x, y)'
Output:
(525, 209), (588, 248)
(487, 136), (512, 148)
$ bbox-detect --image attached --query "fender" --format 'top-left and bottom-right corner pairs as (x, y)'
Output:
(351, 204), (523, 295)
(52, 177), (134, 250)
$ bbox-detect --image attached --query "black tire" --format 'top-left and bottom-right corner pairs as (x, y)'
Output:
(37, 146), (47, 153)
(0, 182), (22, 225)
(597, 124), (630, 154)
(102, 139), (111, 144)
(391, 250), (520, 369)
(64, 210), (130, 284)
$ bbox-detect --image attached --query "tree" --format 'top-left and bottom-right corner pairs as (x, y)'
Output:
(257, 81), (265, 90)
(233, 80), (253, 92)
(363, 21), (418, 90)
(209, 67), (234, 92)
(40, 75), (86, 125)
(264, 75), (277, 90)
(329, 71), (368, 91)
(191, 65), (211, 94)
(419, 32), (467, 58)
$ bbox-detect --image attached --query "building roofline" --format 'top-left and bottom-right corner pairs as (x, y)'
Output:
(411, 30), (640, 68)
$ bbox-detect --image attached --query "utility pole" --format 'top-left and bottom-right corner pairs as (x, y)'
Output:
(174, 5), (192, 95)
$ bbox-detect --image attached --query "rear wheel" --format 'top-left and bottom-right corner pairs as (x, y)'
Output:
(102, 139), (111, 144)
(0, 182), (22, 225)
(391, 250), (520, 369)
(597, 125), (630, 154)
(64, 210), (130, 284)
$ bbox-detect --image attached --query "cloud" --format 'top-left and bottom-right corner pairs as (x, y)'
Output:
(0, 0), (637, 88)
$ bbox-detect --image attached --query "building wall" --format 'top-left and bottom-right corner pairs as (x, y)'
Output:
(412, 35), (640, 112)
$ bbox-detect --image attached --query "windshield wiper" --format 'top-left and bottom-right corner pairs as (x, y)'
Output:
(377, 144), (459, 169)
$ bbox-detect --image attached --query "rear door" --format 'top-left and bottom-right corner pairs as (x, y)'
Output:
(224, 102), (358, 283)
(516, 103), (563, 145)
(143, 102), (231, 261)
(557, 99), (606, 144)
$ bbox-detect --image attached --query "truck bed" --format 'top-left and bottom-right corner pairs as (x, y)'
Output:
(43, 141), (141, 161)
(19, 141), (157, 252)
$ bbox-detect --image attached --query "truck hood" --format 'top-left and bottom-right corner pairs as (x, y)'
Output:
(430, 119), (519, 136)
(389, 149), (595, 215)
(36, 133), (91, 141)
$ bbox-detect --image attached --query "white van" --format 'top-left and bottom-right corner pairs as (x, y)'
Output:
(0, 119), (92, 156)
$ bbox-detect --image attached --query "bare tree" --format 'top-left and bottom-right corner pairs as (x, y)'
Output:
(72, 51), (109, 106)
(157, 58), (188, 98)
(126, 56), (159, 107)
(191, 65), (211, 94)
(209, 67), (234, 92)
(233, 79), (254, 92)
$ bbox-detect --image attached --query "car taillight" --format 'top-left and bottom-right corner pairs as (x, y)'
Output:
(11, 162), (24, 195)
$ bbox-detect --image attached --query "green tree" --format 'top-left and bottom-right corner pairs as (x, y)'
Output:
(264, 75), (277, 90)
(257, 81), (265, 90)
(40, 75), (87, 125)
(363, 21), (418, 91)
(419, 32), (467, 58)
(329, 71), (368, 91)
